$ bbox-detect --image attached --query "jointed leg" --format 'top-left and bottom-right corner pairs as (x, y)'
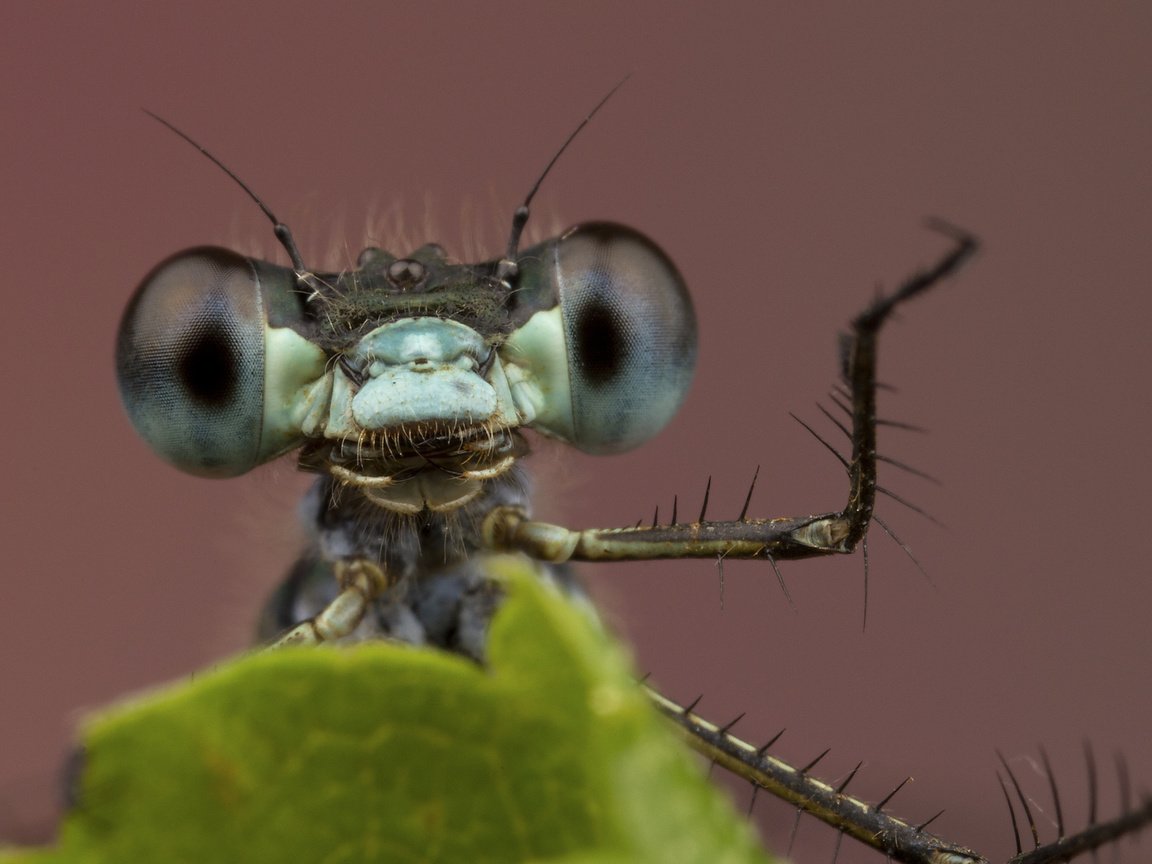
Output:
(483, 223), (978, 566)
(273, 559), (394, 646)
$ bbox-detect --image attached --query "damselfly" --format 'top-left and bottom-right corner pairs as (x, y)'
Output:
(109, 94), (1151, 864)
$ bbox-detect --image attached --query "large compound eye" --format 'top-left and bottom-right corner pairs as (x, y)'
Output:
(506, 223), (697, 454)
(116, 248), (321, 477)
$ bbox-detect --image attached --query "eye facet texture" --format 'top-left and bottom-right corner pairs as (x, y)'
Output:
(117, 248), (274, 477)
(511, 223), (697, 454)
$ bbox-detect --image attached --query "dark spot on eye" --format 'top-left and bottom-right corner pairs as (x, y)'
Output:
(178, 329), (236, 406)
(575, 299), (623, 385)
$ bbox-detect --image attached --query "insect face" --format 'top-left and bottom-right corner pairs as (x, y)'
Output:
(117, 223), (696, 511)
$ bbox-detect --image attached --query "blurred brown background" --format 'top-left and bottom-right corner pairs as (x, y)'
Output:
(2, 4), (1150, 861)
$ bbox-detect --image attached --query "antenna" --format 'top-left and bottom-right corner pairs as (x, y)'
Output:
(496, 76), (630, 282)
(143, 110), (312, 284)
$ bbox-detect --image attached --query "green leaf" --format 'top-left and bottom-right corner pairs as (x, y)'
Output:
(1, 557), (771, 864)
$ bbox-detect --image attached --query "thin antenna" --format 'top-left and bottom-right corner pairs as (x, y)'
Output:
(143, 110), (311, 281)
(496, 76), (630, 281)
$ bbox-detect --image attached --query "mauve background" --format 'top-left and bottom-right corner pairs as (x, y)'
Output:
(2, 4), (1150, 861)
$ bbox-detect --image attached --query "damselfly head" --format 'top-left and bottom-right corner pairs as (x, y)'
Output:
(116, 206), (696, 511)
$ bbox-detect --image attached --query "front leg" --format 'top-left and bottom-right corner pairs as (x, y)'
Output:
(484, 224), (977, 566)
(272, 559), (395, 646)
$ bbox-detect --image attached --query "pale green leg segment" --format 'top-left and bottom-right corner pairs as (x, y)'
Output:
(273, 560), (393, 647)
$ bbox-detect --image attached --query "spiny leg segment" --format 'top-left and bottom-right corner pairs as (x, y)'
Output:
(629, 229), (1151, 863)
(649, 686), (981, 864)
(654, 687), (1152, 864)
(482, 221), (976, 566)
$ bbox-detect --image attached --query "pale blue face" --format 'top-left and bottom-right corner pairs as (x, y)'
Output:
(116, 222), (697, 510)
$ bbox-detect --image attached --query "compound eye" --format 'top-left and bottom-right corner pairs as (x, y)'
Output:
(116, 248), (271, 477)
(508, 223), (697, 454)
